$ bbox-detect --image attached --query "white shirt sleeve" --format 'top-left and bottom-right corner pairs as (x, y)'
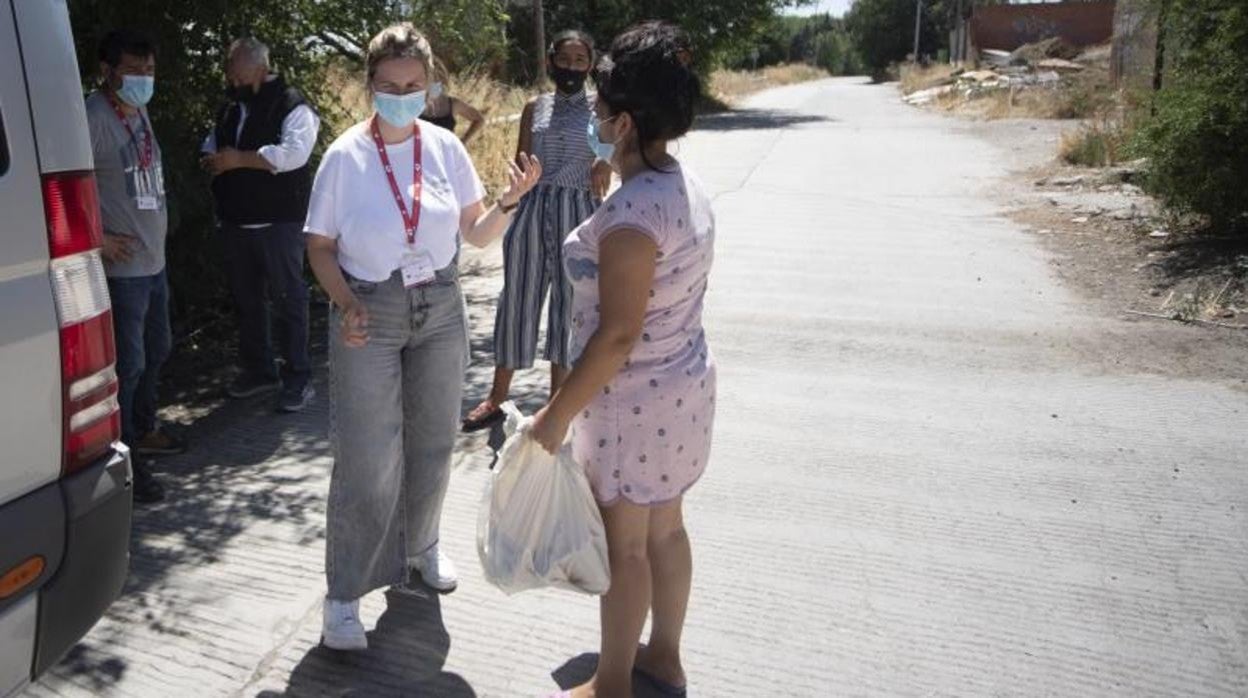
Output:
(304, 147), (339, 238)
(258, 105), (320, 174)
(446, 136), (486, 211)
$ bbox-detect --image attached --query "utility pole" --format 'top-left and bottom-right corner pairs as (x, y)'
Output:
(912, 0), (923, 63)
(533, 0), (546, 85)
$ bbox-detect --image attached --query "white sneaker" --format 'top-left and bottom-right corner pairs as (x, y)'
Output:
(411, 545), (458, 593)
(321, 598), (368, 651)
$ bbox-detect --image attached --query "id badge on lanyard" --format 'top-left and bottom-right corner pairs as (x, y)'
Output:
(112, 95), (160, 210)
(401, 250), (436, 288)
(371, 117), (434, 288)
(135, 167), (159, 210)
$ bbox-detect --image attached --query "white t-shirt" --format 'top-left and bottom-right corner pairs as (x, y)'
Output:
(304, 120), (486, 282)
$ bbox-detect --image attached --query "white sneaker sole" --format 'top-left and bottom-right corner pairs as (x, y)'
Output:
(423, 577), (458, 594)
(321, 632), (368, 651)
(405, 570), (457, 594)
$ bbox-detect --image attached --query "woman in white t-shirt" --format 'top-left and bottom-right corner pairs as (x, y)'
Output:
(304, 23), (540, 651)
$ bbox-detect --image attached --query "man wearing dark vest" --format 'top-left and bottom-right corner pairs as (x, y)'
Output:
(202, 37), (319, 412)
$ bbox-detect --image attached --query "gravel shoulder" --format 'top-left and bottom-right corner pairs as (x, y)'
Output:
(942, 114), (1248, 391)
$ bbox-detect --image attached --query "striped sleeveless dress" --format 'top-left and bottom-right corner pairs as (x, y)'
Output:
(493, 88), (600, 369)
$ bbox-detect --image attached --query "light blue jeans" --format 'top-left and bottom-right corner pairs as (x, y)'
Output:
(325, 265), (468, 601)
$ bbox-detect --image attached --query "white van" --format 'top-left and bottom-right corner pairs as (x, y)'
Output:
(0, 0), (133, 695)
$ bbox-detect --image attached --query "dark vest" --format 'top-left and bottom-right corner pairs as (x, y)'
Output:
(211, 76), (312, 225)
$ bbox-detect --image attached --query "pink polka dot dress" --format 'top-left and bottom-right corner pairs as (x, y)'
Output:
(562, 163), (717, 506)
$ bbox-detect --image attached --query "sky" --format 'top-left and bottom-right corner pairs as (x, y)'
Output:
(785, 0), (853, 18)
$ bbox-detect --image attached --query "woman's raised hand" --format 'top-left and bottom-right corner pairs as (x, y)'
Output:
(500, 153), (542, 208)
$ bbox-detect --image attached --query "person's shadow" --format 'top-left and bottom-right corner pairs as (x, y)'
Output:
(552, 652), (677, 697)
(262, 588), (474, 697)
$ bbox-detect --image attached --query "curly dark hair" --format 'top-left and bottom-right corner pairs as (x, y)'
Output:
(593, 21), (700, 171)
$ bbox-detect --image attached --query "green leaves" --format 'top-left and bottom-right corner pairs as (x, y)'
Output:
(845, 0), (952, 75)
(66, 0), (510, 332)
(1134, 0), (1248, 231)
(525, 0), (795, 79)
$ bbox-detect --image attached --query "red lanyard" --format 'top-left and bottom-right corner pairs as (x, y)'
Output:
(370, 116), (423, 245)
(107, 92), (153, 171)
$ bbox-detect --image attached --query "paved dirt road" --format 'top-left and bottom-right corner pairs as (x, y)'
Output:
(25, 78), (1247, 698)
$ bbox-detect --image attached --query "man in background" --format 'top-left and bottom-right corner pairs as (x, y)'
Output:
(87, 29), (188, 503)
(202, 37), (319, 412)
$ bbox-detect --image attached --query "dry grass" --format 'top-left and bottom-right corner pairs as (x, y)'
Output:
(323, 62), (832, 190)
(932, 84), (1113, 121)
(919, 62), (1119, 121)
(1160, 277), (1245, 322)
(323, 63), (533, 194)
(1059, 116), (1130, 167)
(709, 63), (830, 105)
(453, 74), (531, 195)
(899, 63), (959, 95)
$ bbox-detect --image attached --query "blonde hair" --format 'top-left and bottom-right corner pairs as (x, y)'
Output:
(366, 23), (434, 81)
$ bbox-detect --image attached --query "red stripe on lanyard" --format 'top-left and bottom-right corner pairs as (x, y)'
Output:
(370, 115), (422, 246)
(108, 92), (153, 171)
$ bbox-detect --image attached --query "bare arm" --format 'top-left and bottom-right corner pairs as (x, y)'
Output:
(515, 98), (536, 167)
(101, 231), (139, 263)
(591, 159), (613, 200)
(307, 235), (368, 347)
(203, 147), (275, 175)
(459, 153), (542, 248)
(455, 96), (539, 247)
(452, 97), (486, 144)
(306, 236), (353, 308)
(530, 230), (659, 453)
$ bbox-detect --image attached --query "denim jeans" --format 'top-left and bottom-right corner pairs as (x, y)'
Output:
(325, 265), (469, 601)
(221, 222), (311, 390)
(107, 269), (172, 446)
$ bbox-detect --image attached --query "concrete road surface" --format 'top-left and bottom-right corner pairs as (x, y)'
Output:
(25, 78), (1247, 698)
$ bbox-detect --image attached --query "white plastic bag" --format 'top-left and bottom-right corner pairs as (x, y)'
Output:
(477, 402), (611, 595)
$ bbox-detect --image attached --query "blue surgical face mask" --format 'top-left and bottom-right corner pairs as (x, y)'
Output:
(587, 117), (618, 163)
(374, 90), (427, 128)
(429, 82), (444, 100)
(117, 75), (155, 107)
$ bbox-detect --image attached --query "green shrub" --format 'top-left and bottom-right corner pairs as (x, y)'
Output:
(1133, 0), (1248, 232)
(68, 0), (509, 347)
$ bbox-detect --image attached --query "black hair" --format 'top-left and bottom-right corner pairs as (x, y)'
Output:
(548, 29), (595, 62)
(593, 21), (699, 172)
(97, 29), (157, 68)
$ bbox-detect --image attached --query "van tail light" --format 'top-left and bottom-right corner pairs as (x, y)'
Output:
(43, 172), (120, 474)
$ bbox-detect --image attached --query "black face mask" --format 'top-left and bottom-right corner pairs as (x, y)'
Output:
(549, 66), (588, 95)
(227, 83), (258, 103)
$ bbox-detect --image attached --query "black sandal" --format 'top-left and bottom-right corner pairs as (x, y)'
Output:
(633, 667), (687, 697)
(461, 403), (505, 433)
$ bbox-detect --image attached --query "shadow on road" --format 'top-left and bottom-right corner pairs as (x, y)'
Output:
(36, 367), (333, 691)
(695, 107), (835, 132)
(552, 652), (677, 698)
(37, 249), (564, 692)
(260, 589), (474, 697)
(1153, 234), (1248, 290)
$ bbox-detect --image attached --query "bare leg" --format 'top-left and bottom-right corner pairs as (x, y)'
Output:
(637, 498), (691, 688)
(489, 366), (515, 404)
(571, 501), (652, 698)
